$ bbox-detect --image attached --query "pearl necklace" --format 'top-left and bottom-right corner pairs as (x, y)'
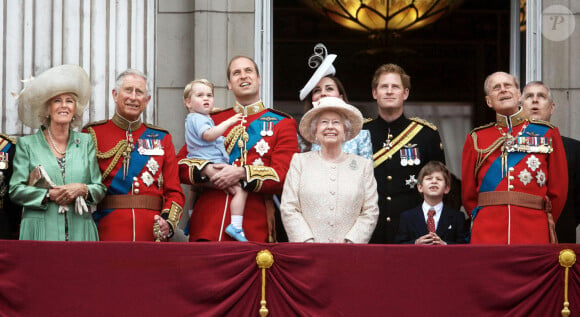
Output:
(47, 128), (67, 155)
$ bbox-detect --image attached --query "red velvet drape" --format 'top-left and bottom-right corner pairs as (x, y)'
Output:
(0, 241), (578, 317)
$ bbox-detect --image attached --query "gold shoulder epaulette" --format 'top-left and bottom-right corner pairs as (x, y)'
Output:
(410, 117), (437, 131)
(529, 118), (556, 129)
(143, 122), (169, 133)
(268, 108), (293, 119)
(83, 119), (109, 130)
(470, 122), (495, 134)
(0, 133), (16, 143)
(363, 117), (373, 124)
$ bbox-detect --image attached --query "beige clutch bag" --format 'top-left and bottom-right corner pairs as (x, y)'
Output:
(28, 164), (56, 189)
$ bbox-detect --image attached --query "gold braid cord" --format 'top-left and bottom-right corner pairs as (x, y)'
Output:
(225, 125), (246, 155)
(471, 132), (506, 177)
(559, 249), (577, 317)
(88, 127), (128, 180)
(256, 250), (274, 317)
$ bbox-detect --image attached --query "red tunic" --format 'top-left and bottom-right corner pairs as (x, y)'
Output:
(84, 117), (184, 241)
(462, 111), (568, 244)
(178, 102), (299, 242)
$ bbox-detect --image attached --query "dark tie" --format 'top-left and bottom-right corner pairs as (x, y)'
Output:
(427, 209), (436, 233)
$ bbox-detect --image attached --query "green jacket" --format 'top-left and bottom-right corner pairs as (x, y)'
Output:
(9, 128), (106, 241)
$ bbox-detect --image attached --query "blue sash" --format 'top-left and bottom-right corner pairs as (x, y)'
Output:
(94, 128), (167, 222)
(228, 111), (283, 164)
(479, 124), (548, 193)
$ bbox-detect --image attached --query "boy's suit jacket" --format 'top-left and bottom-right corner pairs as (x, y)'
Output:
(395, 205), (467, 244)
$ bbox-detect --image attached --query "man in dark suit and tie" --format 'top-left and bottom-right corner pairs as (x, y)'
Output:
(522, 81), (580, 243)
(396, 161), (467, 244)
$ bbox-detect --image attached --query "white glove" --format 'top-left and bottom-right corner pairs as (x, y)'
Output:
(75, 196), (88, 215)
(58, 205), (69, 214)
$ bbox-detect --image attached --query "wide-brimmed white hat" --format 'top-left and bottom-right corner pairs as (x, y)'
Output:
(17, 64), (91, 129)
(299, 96), (363, 144)
(299, 43), (337, 101)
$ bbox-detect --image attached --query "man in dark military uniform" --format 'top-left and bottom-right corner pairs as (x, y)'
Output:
(522, 80), (579, 243)
(0, 133), (20, 239)
(364, 64), (445, 244)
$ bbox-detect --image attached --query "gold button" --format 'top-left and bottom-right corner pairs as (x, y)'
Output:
(386, 217), (391, 222)
(386, 196), (391, 201)
(387, 176), (392, 181)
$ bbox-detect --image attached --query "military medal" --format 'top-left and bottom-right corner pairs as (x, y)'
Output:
(536, 169), (546, 187)
(526, 155), (540, 171)
(141, 171), (154, 187)
(146, 158), (160, 175)
(518, 169), (532, 186)
(138, 139), (164, 156)
(405, 174), (418, 188)
(260, 118), (276, 137)
(383, 132), (393, 149)
(157, 173), (164, 189)
(255, 139), (270, 157)
(0, 152), (9, 170)
(413, 148), (420, 165)
(260, 122), (267, 136)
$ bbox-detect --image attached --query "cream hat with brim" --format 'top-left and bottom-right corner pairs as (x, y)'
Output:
(17, 64), (91, 129)
(299, 96), (363, 144)
(299, 54), (336, 101)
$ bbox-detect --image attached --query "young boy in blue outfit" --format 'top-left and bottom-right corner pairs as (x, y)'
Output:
(184, 79), (248, 241)
(395, 161), (467, 245)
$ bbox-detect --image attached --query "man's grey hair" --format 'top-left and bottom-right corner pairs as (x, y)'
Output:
(483, 72), (520, 96)
(115, 69), (151, 97)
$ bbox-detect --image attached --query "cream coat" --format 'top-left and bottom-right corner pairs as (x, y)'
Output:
(281, 151), (378, 243)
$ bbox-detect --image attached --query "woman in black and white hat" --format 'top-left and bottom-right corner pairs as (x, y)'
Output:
(9, 64), (106, 241)
(298, 44), (372, 160)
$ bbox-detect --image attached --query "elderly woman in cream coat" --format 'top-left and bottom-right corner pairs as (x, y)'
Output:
(281, 97), (378, 243)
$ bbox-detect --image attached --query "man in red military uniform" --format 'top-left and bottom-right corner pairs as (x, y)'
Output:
(84, 69), (184, 241)
(462, 72), (568, 244)
(177, 56), (299, 242)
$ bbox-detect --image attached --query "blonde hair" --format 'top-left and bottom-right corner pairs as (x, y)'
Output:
(40, 93), (83, 128)
(183, 79), (215, 106)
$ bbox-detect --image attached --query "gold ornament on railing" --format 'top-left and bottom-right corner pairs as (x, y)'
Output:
(256, 250), (274, 317)
(559, 249), (576, 317)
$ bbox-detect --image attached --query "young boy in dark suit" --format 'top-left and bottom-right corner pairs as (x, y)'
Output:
(395, 161), (467, 245)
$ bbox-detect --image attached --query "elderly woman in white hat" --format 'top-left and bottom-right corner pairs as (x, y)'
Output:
(280, 97), (379, 243)
(298, 43), (372, 160)
(9, 64), (106, 241)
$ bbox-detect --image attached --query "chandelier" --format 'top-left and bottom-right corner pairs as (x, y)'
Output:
(303, 0), (464, 33)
